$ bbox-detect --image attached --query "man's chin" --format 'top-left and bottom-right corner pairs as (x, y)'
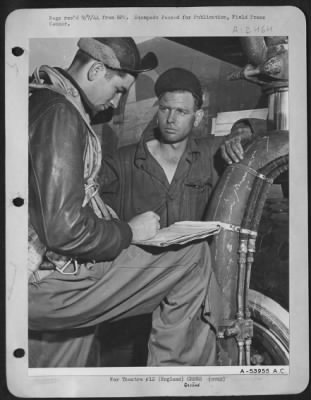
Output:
(162, 131), (178, 140)
(161, 135), (186, 145)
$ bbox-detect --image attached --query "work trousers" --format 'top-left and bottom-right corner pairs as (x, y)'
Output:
(28, 241), (218, 367)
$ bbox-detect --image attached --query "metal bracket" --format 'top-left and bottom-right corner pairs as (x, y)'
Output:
(227, 163), (274, 183)
(217, 222), (258, 237)
(217, 319), (253, 341)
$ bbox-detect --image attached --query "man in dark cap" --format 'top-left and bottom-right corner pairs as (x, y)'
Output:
(28, 40), (221, 368)
(97, 67), (262, 365)
(100, 67), (251, 227)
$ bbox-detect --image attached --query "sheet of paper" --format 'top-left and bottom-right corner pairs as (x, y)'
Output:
(133, 221), (221, 246)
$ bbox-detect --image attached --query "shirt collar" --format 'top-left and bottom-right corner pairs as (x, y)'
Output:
(135, 127), (202, 166)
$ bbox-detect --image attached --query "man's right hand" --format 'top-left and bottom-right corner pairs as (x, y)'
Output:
(128, 211), (160, 241)
(220, 120), (254, 164)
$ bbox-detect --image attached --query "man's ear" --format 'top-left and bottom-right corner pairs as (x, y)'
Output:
(88, 62), (106, 82)
(193, 109), (204, 127)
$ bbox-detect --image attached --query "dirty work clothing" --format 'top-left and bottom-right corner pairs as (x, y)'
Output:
(97, 131), (224, 366)
(99, 130), (223, 228)
(29, 241), (218, 367)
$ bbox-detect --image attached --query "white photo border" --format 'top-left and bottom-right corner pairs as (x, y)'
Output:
(5, 6), (309, 397)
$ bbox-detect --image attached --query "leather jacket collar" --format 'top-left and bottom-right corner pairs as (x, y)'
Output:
(30, 65), (90, 120)
(55, 68), (99, 119)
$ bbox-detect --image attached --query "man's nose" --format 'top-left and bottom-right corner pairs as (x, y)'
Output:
(109, 93), (122, 109)
(167, 110), (176, 123)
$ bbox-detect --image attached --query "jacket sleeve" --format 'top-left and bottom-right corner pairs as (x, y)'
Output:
(98, 153), (123, 217)
(230, 118), (268, 139)
(29, 99), (132, 262)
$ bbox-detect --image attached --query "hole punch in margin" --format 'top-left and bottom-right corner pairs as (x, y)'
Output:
(12, 47), (24, 57)
(13, 197), (24, 207)
(13, 348), (25, 358)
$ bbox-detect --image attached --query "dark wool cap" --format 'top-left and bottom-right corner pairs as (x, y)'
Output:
(155, 68), (203, 108)
(78, 37), (158, 76)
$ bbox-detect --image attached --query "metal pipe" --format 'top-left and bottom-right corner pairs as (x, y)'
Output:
(237, 238), (248, 319)
(245, 338), (252, 365)
(244, 236), (256, 319)
(267, 88), (289, 131)
(238, 340), (244, 366)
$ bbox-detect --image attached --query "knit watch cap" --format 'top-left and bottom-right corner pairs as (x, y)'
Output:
(155, 68), (203, 108)
(78, 37), (158, 76)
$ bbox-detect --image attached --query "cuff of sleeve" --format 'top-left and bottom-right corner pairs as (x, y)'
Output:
(231, 118), (252, 131)
(117, 220), (133, 249)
